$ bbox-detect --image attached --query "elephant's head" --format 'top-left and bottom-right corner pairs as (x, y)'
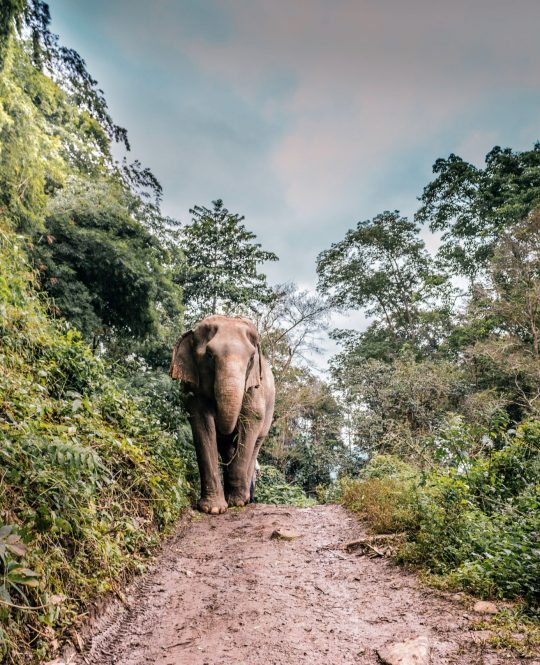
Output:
(170, 315), (262, 435)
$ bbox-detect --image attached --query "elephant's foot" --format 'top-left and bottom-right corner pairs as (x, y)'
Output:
(198, 495), (228, 515)
(227, 493), (249, 508)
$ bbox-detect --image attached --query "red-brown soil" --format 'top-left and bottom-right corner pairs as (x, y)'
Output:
(76, 505), (531, 665)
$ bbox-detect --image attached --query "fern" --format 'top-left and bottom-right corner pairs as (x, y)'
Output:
(2, 436), (108, 479)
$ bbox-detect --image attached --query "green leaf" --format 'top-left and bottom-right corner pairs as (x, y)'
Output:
(0, 525), (12, 539)
(0, 584), (12, 605)
(7, 566), (40, 587)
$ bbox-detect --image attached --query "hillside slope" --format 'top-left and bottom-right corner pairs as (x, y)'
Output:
(0, 226), (190, 664)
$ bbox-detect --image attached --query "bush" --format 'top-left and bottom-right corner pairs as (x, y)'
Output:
(342, 443), (540, 605)
(255, 465), (316, 507)
(341, 455), (421, 533)
(413, 477), (540, 602)
(359, 454), (418, 481)
(315, 481), (343, 504)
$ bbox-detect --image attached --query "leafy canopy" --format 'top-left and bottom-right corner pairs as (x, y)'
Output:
(317, 210), (452, 360)
(0, 2), (183, 357)
(178, 199), (278, 322)
(41, 176), (182, 340)
(416, 144), (540, 277)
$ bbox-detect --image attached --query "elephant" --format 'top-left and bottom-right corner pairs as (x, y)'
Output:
(170, 315), (275, 514)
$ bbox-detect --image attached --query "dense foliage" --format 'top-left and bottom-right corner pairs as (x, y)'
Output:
(255, 465), (315, 507)
(2, 0), (540, 660)
(0, 226), (190, 663)
(0, 0), (183, 360)
(416, 144), (540, 277)
(318, 146), (540, 619)
(0, 4), (190, 662)
(318, 211), (454, 362)
(341, 430), (540, 605)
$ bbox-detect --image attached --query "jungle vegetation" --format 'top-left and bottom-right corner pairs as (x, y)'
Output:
(0, 1), (539, 661)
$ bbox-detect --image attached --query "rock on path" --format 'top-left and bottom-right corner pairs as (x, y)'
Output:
(76, 505), (525, 665)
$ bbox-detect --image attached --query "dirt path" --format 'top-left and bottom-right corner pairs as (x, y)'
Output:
(77, 505), (529, 665)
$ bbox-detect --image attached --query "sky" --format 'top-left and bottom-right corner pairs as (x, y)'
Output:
(49, 0), (540, 363)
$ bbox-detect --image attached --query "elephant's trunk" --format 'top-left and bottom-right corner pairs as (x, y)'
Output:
(214, 360), (245, 435)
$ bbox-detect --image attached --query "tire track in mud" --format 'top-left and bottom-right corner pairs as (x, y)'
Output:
(76, 505), (527, 665)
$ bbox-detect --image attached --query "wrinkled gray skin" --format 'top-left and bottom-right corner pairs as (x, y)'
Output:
(170, 315), (275, 514)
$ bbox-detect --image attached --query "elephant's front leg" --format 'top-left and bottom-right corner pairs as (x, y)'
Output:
(189, 399), (227, 515)
(225, 420), (260, 507)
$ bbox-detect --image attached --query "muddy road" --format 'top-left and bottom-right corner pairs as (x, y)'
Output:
(77, 505), (527, 665)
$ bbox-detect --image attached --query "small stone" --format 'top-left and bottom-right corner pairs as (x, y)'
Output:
(377, 635), (430, 665)
(473, 600), (498, 614)
(270, 529), (298, 541)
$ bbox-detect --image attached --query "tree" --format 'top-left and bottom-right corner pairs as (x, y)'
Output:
(0, 0), (24, 69)
(41, 176), (182, 346)
(330, 352), (468, 461)
(279, 376), (347, 492)
(489, 211), (540, 357)
(255, 283), (331, 370)
(1, 0), (130, 153)
(251, 284), (357, 490)
(455, 210), (540, 418)
(416, 144), (540, 278)
(178, 199), (278, 322)
(0, 7), (184, 365)
(317, 210), (453, 360)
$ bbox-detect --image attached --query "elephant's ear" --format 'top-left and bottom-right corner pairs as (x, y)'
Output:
(246, 343), (262, 390)
(170, 331), (198, 385)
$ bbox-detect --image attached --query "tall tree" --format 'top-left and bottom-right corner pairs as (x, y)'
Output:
(42, 177), (182, 344)
(317, 210), (452, 360)
(178, 199), (278, 322)
(416, 144), (540, 278)
(0, 2), (183, 362)
(455, 210), (540, 418)
(0, 0), (24, 69)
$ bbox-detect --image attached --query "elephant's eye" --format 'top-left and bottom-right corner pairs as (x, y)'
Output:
(205, 348), (214, 360)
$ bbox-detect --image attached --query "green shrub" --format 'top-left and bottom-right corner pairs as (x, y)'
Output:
(341, 476), (420, 534)
(441, 485), (539, 601)
(342, 443), (540, 605)
(315, 481), (343, 504)
(340, 454), (420, 532)
(408, 425), (540, 603)
(404, 473), (493, 570)
(359, 454), (418, 481)
(255, 465), (316, 507)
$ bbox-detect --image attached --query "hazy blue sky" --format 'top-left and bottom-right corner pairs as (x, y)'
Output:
(49, 1), (540, 359)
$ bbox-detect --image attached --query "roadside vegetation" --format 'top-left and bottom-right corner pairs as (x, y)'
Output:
(255, 465), (316, 507)
(0, 224), (191, 662)
(1, 1), (539, 662)
(322, 150), (540, 651)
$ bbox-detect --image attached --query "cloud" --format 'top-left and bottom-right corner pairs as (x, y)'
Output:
(176, 0), (540, 218)
(49, 0), (540, 325)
